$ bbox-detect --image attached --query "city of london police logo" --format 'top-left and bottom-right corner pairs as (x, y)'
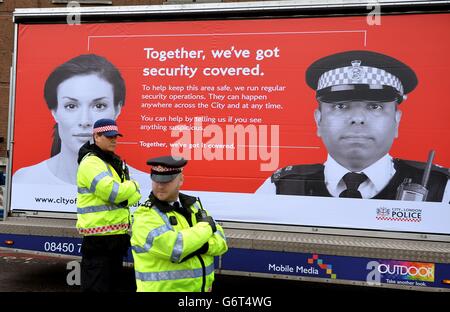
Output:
(376, 207), (422, 222)
(376, 207), (390, 217)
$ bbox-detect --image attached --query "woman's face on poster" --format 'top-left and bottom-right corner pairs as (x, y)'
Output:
(51, 74), (121, 154)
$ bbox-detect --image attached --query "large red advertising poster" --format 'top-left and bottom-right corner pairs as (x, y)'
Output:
(11, 14), (450, 235)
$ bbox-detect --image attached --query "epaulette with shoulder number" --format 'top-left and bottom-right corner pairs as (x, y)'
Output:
(271, 164), (324, 182)
(141, 198), (153, 209)
(397, 159), (450, 177)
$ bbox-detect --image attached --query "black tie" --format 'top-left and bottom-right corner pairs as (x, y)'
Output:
(173, 202), (180, 209)
(339, 172), (368, 198)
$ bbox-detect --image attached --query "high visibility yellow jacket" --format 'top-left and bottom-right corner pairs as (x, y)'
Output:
(131, 193), (228, 292)
(76, 151), (141, 236)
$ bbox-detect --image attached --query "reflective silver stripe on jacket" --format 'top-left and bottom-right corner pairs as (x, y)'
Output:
(102, 159), (113, 175)
(170, 232), (183, 263)
(132, 223), (172, 254)
(90, 171), (110, 192)
(77, 171), (110, 194)
(132, 207), (184, 262)
(132, 208), (173, 254)
(77, 204), (124, 214)
(154, 208), (172, 228)
(78, 158), (113, 195)
(77, 159), (121, 204)
(215, 230), (226, 242)
(108, 181), (120, 203)
(77, 187), (90, 194)
(135, 263), (214, 282)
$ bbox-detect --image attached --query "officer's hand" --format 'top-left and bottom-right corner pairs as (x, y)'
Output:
(203, 216), (217, 233)
(197, 242), (209, 254)
(196, 211), (217, 233)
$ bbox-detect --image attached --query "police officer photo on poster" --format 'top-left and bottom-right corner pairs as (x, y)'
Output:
(257, 50), (450, 204)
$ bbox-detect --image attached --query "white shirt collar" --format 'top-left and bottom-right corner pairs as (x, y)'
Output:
(362, 154), (395, 192)
(324, 154), (395, 198)
(169, 197), (181, 206)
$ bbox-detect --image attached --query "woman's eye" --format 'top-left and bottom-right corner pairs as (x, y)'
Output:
(64, 102), (78, 110)
(93, 102), (107, 110)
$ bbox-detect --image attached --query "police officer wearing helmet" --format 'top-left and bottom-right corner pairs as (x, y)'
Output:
(77, 118), (141, 292)
(131, 156), (228, 292)
(257, 50), (450, 202)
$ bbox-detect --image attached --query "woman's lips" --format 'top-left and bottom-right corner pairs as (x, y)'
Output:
(73, 133), (91, 137)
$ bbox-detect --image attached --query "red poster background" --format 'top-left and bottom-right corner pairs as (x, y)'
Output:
(12, 14), (450, 193)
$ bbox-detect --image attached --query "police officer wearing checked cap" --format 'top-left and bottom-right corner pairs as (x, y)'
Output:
(76, 118), (141, 292)
(257, 50), (450, 203)
(147, 156), (188, 183)
(130, 156), (228, 292)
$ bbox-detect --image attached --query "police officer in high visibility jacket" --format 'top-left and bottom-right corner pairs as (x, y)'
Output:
(77, 118), (141, 292)
(131, 156), (228, 292)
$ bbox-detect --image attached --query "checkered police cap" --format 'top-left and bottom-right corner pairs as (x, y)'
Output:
(147, 156), (188, 183)
(93, 118), (123, 137)
(306, 50), (418, 104)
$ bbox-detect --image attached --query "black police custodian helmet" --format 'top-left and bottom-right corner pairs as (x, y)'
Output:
(305, 50), (418, 104)
(147, 156), (187, 183)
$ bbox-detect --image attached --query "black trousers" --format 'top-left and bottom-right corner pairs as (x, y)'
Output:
(80, 234), (134, 292)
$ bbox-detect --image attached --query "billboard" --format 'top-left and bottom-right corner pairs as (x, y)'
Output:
(222, 248), (450, 289)
(10, 13), (450, 235)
